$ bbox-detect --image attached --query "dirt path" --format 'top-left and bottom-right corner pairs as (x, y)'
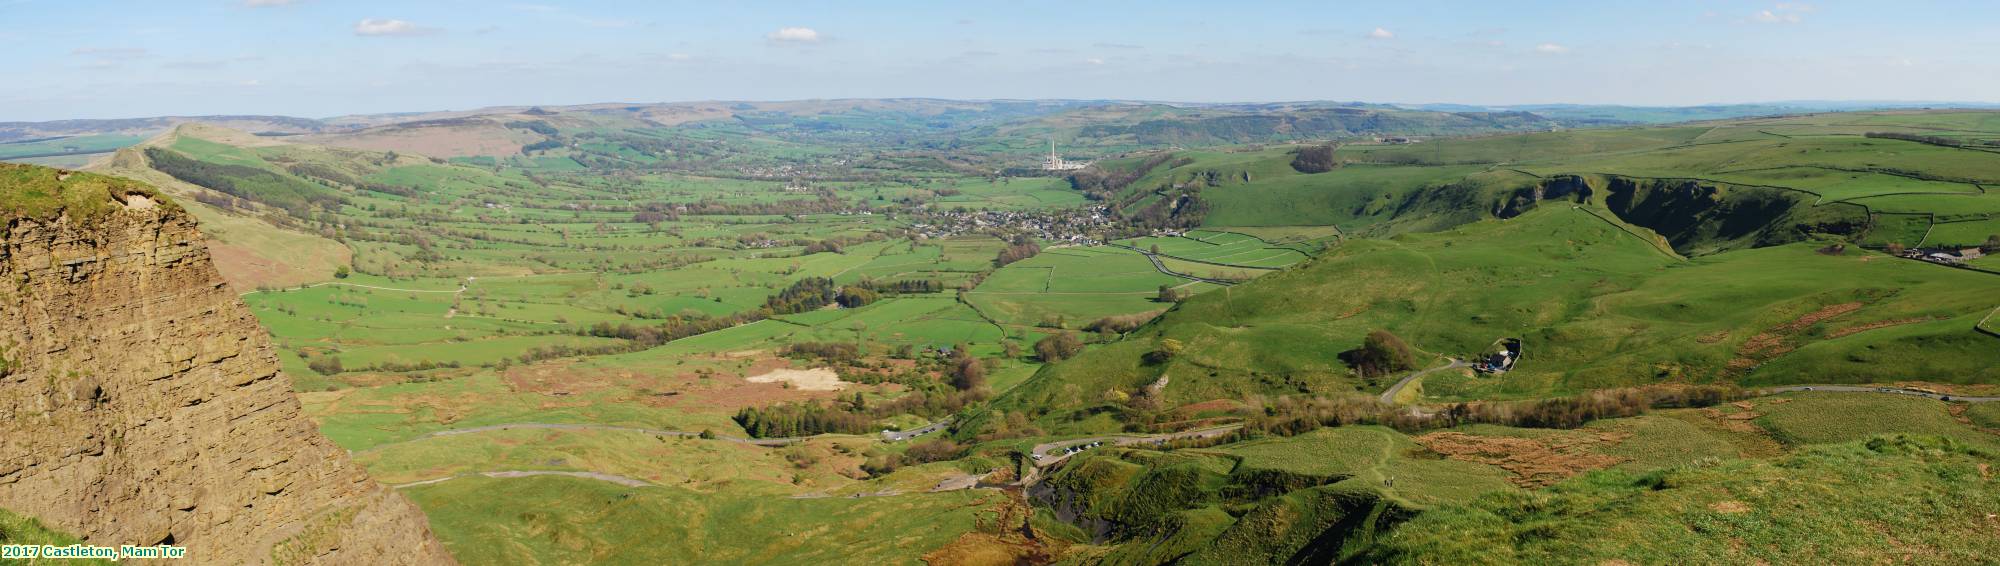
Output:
(389, 470), (651, 489)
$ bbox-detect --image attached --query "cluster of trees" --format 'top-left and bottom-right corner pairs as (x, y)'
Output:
(1290, 143), (1340, 173)
(1085, 312), (1155, 335)
(306, 356), (343, 375)
(993, 240), (1042, 268)
(304, 354), (466, 376)
(567, 311), (764, 352)
(757, 277), (885, 313)
(733, 400), (877, 438)
(1035, 331), (1085, 362)
(946, 343), (988, 391)
(782, 341), (861, 363)
(763, 277), (843, 314)
(865, 279), (945, 295)
(1246, 384), (1744, 437)
(504, 120), (560, 136)
(802, 240), (845, 255)
(145, 148), (345, 218)
(736, 386), (988, 439)
(521, 139), (565, 153)
(1339, 330), (1416, 378)
(1066, 153), (1183, 201)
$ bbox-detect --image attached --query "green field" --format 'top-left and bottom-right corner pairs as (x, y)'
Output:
(66, 108), (2000, 564)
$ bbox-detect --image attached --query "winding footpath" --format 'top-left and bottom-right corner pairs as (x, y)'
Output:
(390, 470), (651, 489)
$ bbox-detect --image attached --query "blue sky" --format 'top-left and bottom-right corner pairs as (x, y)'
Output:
(3, 0), (1997, 121)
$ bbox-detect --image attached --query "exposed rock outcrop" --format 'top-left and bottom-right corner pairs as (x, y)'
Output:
(0, 164), (452, 565)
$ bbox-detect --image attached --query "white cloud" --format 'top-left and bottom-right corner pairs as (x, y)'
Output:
(1535, 43), (1569, 54)
(767, 27), (821, 43)
(1750, 3), (1814, 24)
(240, 79), (263, 87)
(243, 0), (300, 6)
(354, 19), (437, 37)
(666, 53), (692, 61)
(1368, 27), (1394, 39)
(1084, 57), (1104, 65)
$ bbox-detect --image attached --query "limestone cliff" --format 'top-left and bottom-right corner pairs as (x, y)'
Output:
(0, 164), (452, 565)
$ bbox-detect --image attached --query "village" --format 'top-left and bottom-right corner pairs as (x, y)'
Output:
(908, 205), (1119, 245)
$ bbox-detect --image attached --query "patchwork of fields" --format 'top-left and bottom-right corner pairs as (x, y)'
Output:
(71, 109), (2000, 564)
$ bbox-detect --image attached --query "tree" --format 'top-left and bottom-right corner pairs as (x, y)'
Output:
(1339, 329), (1416, 377)
(1887, 242), (1907, 255)
(1984, 234), (2000, 254)
(307, 355), (344, 375)
(1290, 143), (1340, 173)
(1035, 332), (1084, 362)
(951, 356), (987, 391)
(1156, 284), (1182, 303)
(333, 265), (350, 279)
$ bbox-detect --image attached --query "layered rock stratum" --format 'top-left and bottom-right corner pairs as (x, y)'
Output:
(0, 164), (452, 565)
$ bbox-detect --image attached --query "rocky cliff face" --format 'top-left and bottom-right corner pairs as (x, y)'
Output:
(0, 165), (452, 565)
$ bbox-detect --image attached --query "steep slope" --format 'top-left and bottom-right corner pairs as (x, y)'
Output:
(994, 207), (2000, 429)
(0, 164), (451, 565)
(91, 125), (351, 289)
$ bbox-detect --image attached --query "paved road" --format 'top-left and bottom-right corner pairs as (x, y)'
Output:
(1110, 244), (1240, 286)
(1027, 424), (1244, 468)
(356, 420), (953, 455)
(1760, 385), (2000, 402)
(882, 417), (953, 442)
(1378, 359), (1470, 404)
(239, 280), (465, 298)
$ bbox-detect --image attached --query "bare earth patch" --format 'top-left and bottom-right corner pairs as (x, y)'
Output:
(1710, 500), (1752, 514)
(745, 367), (849, 391)
(1414, 431), (1628, 487)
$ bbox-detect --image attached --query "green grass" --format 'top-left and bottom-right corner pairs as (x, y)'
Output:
(0, 162), (170, 221)
(1754, 392), (2000, 451)
(1363, 435), (2000, 565)
(401, 474), (1002, 566)
(0, 508), (115, 565)
(1003, 206), (2000, 426)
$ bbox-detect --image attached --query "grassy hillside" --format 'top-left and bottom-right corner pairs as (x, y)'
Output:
(1362, 435), (2000, 565)
(998, 206), (2000, 427)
